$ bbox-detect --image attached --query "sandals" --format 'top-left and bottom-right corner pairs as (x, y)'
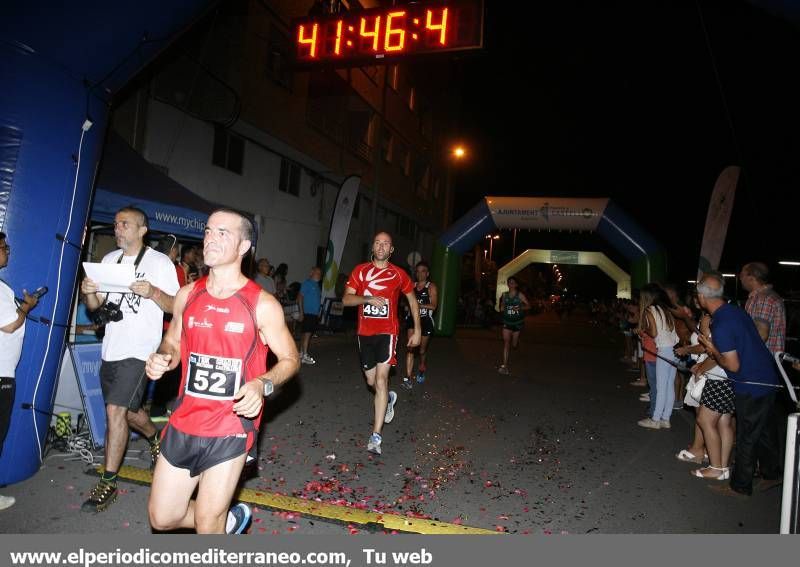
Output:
(692, 466), (730, 480)
(676, 449), (707, 464)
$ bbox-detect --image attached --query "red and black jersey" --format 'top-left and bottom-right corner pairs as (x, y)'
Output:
(346, 262), (413, 336)
(167, 277), (268, 437)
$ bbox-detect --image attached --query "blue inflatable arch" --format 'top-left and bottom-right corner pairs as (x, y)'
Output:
(431, 197), (665, 335)
(0, 1), (214, 485)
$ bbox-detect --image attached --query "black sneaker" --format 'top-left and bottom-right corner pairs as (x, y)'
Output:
(150, 437), (161, 468)
(226, 503), (252, 534)
(81, 480), (118, 513)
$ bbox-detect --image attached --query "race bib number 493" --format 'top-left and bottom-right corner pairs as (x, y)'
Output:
(186, 353), (243, 400)
(363, 303), (389, 318)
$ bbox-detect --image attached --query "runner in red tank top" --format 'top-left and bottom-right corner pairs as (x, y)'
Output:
(145, 209), (299, 534)
(343, 231), (421, 456)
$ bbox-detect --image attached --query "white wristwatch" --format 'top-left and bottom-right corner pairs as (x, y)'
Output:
(261, 378), (274, 397)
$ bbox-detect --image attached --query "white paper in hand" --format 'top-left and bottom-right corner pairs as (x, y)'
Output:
(82, 262), (136, 293)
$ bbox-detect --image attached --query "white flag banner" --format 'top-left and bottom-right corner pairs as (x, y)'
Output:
(322, 176), (360, 299)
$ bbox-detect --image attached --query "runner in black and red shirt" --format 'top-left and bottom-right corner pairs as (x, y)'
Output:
(344, 231), (421, 455)
(145, 209), (300, 534)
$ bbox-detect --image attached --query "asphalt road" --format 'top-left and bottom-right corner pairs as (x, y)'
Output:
(0, 311), (783, 534)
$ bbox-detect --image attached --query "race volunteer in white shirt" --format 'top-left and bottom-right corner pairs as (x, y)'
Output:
(79, 207), (179, 513)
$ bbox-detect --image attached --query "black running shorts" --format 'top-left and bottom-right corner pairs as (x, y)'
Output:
(357, 334), (397, 370)
(406, 316), (434, 337)
(160, 425), (248, 477)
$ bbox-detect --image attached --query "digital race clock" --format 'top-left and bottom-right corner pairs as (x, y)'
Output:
(291, 0), (484, 66)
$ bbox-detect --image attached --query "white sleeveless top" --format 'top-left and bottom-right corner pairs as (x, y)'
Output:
(649, 305), (678, 348)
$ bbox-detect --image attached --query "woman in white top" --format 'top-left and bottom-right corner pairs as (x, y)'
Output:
(637, 284), (678, 429)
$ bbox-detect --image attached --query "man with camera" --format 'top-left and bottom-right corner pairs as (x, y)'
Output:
(80, 207), (179, 513)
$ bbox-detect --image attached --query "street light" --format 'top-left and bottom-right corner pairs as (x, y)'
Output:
(485, 234), (500, 262)
(443, 143), (468, 227)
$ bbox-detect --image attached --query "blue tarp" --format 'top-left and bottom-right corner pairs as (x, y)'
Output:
(92, 133), (217, 238)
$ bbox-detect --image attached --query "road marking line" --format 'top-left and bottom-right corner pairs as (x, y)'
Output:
(97, 465), (500, 535)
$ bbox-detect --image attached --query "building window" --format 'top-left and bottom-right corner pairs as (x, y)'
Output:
(266, 24), (293, 89)
(389, 65), (399, 90)
(381, 128), (393, 163)
(408, 87), (415, 111)
(212, 125), (244, 174)
(279, 158), (301, 196)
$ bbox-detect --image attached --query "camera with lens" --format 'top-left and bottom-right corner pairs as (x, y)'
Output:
(90, 301), (123, 325)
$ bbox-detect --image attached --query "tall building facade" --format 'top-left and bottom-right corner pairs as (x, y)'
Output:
(110, 0), (459, 284)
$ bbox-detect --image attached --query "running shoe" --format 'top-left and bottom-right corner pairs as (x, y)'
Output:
(226, 503), (252, 534)
(367, 432), (382, 455)
(416, 370), (426, 384)
(0, 495), (15, 511)
(81, 480), (118, 513)
(301, 353), (317, 365)
(401, 378), (414, 390)
(384, 390), (397, 423)
(498, 365), (510, 375)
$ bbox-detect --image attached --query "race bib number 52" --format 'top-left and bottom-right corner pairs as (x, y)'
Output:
(363, 303), (389, 318)
(186, 353), (242, 400)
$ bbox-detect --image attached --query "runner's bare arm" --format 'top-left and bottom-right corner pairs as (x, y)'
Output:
(426, 283), (438, 311)
(146, 283), (193, 379)
(405, 290), (421, 347)
(256, 291), (300, 388)
(233, 291), (301, 418)
(342, 286), (387, 307)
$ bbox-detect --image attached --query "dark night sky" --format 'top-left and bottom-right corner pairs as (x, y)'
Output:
(449, 1), (800, 292)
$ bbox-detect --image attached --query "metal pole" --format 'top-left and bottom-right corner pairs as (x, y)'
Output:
(512, 228), (517, 258)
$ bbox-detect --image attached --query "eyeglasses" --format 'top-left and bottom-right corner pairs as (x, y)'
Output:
(113, 221), (140, 230)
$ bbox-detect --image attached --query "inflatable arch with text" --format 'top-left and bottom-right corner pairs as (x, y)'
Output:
(431, 197), (665, 336)
(494, 249), (631, 310)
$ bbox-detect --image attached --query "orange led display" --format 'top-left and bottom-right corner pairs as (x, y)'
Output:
(333, 20), (343, 55)
(291, 0), (483, 66)
(426, 8), (448, 45)
(385, 11), (407, 52)
(359, 16), (381, 52)
(297, 23), (318, 58)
